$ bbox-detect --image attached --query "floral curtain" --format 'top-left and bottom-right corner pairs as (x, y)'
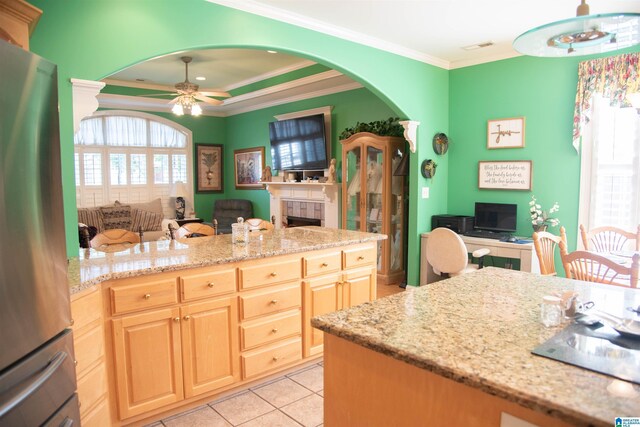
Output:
(573, 52), (640, 152)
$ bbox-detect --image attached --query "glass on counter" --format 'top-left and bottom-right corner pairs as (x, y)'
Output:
(541, 295), (562, 327)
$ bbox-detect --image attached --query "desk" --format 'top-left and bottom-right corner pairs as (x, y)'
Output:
(420, 232), (540, 286)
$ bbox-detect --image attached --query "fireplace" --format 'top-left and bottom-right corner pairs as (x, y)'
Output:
(286, 216), (322, 227)
(264, 181), (339, 229)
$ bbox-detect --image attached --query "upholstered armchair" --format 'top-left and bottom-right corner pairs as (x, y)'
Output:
(212, 199), (253, 234)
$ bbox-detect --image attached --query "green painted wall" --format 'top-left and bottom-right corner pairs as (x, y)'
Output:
(29, 0), (447, 285)
(449, 46), (640, 274)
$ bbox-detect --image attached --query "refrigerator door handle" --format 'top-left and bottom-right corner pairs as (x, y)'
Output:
(60, 417), (75, 427)
(0, 351), (68, 417)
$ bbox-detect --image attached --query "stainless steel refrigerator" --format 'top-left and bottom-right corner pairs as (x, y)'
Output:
(0, 40), (80, 426)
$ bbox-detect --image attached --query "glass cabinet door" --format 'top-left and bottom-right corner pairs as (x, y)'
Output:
(389, 148), (406, 274)
(344, 146), (361, 231)
(365, 146), (384, 234)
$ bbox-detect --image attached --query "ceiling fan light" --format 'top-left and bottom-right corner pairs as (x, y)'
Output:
(513, 11), (640, 57)
(191, 103), (203, 116)
(172, 103), (184, 116)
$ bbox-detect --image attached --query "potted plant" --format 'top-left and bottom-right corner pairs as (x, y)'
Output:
(529, 195), (560, 232)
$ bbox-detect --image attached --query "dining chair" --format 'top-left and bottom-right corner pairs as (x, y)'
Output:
(559, 240), (639, 288)
(425, 227), (490, 278)
(90, 228), (141, 249)
(579, 224), (640, 252)
(175, 223), (215, 239)
(532, 226), (567, 276)
(246, 217), (275, 232)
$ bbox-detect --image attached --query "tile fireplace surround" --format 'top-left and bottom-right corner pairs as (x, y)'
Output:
(264, 182), (340, 229)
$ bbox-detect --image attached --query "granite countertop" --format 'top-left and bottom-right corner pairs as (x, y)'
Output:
(68, 227), (385, 295)
(312, 267), (640, 427)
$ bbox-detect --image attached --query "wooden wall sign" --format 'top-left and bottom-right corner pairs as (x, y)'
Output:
(478, 160), (532, 190)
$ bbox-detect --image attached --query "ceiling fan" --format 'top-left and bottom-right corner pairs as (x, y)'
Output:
(144, 56), (230, 115)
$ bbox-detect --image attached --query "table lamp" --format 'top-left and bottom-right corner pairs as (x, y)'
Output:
(171, 181), (188, 220)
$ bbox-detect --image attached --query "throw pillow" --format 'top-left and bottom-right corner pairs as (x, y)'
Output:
(77, 208), (104, 233)
(131, 208), (163, 232)
(100, 204), (132, 230)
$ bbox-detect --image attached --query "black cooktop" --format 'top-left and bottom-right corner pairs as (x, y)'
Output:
(532, 322), (640, 384)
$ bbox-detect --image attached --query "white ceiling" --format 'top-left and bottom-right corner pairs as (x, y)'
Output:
(100, 0), (640, 116)
(212, 0), (640, 69)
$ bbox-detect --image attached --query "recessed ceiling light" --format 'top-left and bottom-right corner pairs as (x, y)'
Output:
(462, 41), (494, 51)
(267, 50), (277, 54)
(195, 76), (206, 81)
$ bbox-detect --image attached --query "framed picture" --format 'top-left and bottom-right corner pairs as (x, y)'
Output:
(196, 144), (223, 193)
(487, 117), (525, 149)
(478, 160), (532, 191)
(234, 147), (265, 189)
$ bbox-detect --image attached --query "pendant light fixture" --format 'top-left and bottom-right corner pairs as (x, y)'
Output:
(513, 0), (640, 57)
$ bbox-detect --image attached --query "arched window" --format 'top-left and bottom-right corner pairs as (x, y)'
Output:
(74, 111), (193, 218)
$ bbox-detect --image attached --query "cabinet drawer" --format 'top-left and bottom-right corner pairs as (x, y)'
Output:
(239, 259), (300, 290)
(77, 362), (108, 417)
(343, 246), (376, 269)
(303, 252), (341, 277)
(241, 337), (302, 379)
(241, 310), (301, 350)
(240, 283), (301, 320)
(181, 268), (236, 301)
(110, 278), (178, 315)
(74, 324), (104, 377)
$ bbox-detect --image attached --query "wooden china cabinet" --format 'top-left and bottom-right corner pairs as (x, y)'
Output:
(341, 132), (407, 285)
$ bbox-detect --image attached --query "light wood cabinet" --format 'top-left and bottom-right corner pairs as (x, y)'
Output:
(302, 245), (377, 357)
(70, 287), (111, 425)
(0, 0), (41, 50)
(98, 244), (375, 424)
(341, 132), (407, 285)
(112, 307), (184, 419)
(181, 296), (239, 398)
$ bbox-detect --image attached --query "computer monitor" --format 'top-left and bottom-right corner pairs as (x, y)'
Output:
(474, 202), (517, 233)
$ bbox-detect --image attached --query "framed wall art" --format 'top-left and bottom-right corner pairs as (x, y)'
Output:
(234, 146), (265, 189)
(196, 144), (223, 193)
(487, 117), (525, 149)
(478, 160), (532, 191)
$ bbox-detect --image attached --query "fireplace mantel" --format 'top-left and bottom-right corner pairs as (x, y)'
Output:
(263, 181), (340, 229)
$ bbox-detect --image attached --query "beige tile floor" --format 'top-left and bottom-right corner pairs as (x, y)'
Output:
(146, 363), (325, 427)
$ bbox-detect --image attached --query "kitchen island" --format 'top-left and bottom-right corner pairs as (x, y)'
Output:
(312, 268), (640, 427)
(67, 227), (385, 425)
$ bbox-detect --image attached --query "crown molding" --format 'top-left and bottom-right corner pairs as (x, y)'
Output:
(207, 0), (450, 70)
(221, 59), (317, 91)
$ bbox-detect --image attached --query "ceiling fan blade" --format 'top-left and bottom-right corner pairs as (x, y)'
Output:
(199, 91), (231, 98)
(195, 94), (223, 105)
(136, 92), (178, 97)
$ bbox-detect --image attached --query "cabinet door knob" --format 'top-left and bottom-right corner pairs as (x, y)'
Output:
(357, 256), (365, 261)
(270, 299), (278, 305)
(207, 282), (215, 288)
(321, 262), (328, 267)
(272, 356), (279, 362)
(144, 293), (151, 300)
(173, 317), (180, 322)
(270, 272), (278, 277)
(271, 328), (278, 333)
(183, 315), (191, 321)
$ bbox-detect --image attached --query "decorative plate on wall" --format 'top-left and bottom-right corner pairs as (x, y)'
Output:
(421, 159), (437, 179)
(433, 133), (449, 155)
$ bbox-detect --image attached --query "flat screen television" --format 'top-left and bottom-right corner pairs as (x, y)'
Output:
(474, 202), (517, 233)
(269, 114), (329, 171)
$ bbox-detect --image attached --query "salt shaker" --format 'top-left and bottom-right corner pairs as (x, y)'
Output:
(540, 295), (562, 327)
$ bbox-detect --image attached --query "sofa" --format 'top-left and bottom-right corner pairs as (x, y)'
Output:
(77, 198), (177, 244)
(212, 199), (253, 234)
